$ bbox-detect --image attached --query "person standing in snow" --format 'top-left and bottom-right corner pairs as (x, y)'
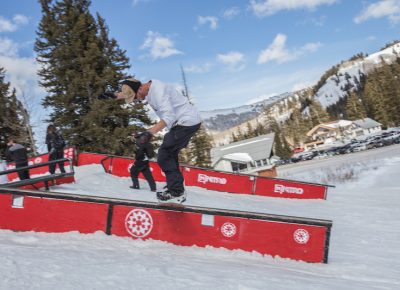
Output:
(129, 132), (157, 192)
(45, 125), (66, 174)
(113, 78), (201, 203)
(5, 137), (30, 180)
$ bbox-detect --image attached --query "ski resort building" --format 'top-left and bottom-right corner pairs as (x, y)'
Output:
(210, 133), (276, 177)
(352, 118), (382, 136)
(305, 118), (382, 150)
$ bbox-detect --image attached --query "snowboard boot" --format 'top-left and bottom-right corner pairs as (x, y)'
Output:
(156, 189), (186, 203)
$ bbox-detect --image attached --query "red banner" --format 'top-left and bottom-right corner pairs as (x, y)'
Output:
(111, 205), (329, 263)
(75, 154), (329, 200)
(0, 189), (332, 263)
(0, 194), (107, 233)
(182, 167), (254, 194)
(110, 157), (166, 182)
(254, 178), (327, 199)
(77, 152), (108, 166)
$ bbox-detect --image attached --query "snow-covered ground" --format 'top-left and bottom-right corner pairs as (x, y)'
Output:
(1, 147), (400, 289)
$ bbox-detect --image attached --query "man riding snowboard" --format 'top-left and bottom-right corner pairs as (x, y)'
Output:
(112, 78), (201, 203)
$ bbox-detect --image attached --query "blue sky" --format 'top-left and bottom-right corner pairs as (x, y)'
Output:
(1, 0), (400, 114)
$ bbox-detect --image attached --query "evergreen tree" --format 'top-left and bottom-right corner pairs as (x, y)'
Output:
(346, 91), (367, 120)
(364, 69), (390, 126)
(0, 67), (33, 157)
(186, 125), (213, 168)
(309, 100), (330, 126)
(35, 0), (151, 155)
(245, 121), (256, 138)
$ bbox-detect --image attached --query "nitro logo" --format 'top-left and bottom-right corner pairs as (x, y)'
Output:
(274, 184), (304, 195)
(198, 174), (227, 185)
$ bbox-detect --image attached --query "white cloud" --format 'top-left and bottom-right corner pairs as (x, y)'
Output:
(302, 42), (323, 53)
(12, 14), (29, 25)
(132, 0), (150, 6)
(217, 51), (246, 71)
(0, 14), (29, 32)
(223, 7), (241, 19)
(0, 37), (19, 57)
(140, 31), (183, 61)
(198, 16), (218, 30)
(257, 33), (322, 64)
(354, 0), (400, 24)
(249, 0), (337, 17)
(184, 63), (213, 74)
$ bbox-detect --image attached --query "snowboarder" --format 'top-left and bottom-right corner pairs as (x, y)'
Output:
(113, 78), (202, 203)
(5, 137), (30, 180)
(130, 132), (157, 192)
(45, 125), (66, 174)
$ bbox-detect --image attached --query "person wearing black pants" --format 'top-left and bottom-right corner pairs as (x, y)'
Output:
(46, 125), (66, 174)
(130, 133), (156, 192)
(157, 124), (201, 194)
(5, 137), (30, 180)
(112, 78), (201, 203)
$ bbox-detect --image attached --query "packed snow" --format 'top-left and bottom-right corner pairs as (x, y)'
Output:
(1, 146), (400, 289)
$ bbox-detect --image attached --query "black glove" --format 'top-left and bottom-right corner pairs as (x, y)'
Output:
(135, 131), (153, 144)
(97, 91), (117, 100)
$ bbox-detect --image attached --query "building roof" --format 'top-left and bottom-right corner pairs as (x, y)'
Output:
(353, 118), (382, 129)
(307, 120), (354, 136)
(211, 133), (275, 166)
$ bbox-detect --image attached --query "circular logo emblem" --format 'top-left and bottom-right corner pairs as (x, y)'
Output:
(293, 229), (310, 244)
(125, 209), (153, 238)
(221, 222), (237, 238)
(34, 157), (42, 164)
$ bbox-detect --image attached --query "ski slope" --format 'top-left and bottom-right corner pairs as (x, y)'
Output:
(1, 152), (400, 289)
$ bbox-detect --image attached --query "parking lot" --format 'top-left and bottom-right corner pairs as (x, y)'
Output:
(277, 143), (400, 177)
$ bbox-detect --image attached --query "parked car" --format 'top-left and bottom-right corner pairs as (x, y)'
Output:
(352, 143), (368, 152)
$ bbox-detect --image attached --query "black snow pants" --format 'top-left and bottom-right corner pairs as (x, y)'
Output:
(157, 123), (201, 193)
(130, 160), (156, 191)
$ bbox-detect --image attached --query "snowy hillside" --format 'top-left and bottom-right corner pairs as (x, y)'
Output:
(315, 42), (400, 108)
(200, 92), (290, 132)
(1, 146), (400, 289)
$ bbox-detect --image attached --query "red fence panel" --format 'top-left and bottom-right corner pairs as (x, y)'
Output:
(7, 147), (75, 181)
(182, 167), (254, 194)
(111, 205), (330, 263)
(254, 177), (327, 199)
(109, 157), (166, 182)
(0, 194), (108, 233)
(0, 188), (332, 263)
(110, 157), (133, 177)
(77, 152), (109, 166)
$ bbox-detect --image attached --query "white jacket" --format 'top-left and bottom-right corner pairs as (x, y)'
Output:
(145, 80), (202, 130)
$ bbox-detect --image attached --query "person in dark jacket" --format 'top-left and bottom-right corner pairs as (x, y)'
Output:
(45, 125), (66, 174)
(130, 132), (156, 192)
(5, 137), (30, 180)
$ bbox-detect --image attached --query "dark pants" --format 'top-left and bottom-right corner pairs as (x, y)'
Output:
(16, 161), (30, 180)
(49, 149), (66, 174)
(157, 123), (201, 193)
(130, 160), (156, 191)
